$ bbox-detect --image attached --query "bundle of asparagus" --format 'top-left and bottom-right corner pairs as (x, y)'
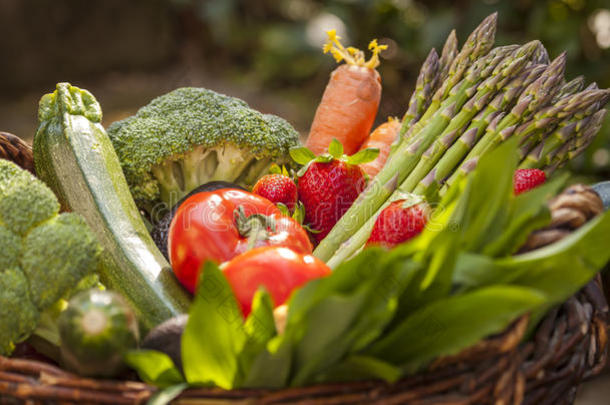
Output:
(314, 13), (610, 267)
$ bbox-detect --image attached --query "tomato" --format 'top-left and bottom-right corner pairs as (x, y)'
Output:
(169, 188), (313, 293)
(222, 246), (331, 316)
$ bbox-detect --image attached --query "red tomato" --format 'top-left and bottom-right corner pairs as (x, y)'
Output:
(222, 246), (331, 316)
(169, 188), (313, 293)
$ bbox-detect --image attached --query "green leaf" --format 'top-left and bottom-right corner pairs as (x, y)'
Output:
(292, 202), (305, 224)
(346, 148), (380, 165)
(289, 146), (316, 165)
(124, 350), (184, 388)
(182, 262), (246, 389)
(454, 138), (519, 253)
(147, 383), (189, 405)
(241, 338), (292, 388)
(316, 355), (402, 383)
(328, 138), (344, 159)
(452, 252), (498, 289)
(366, 285), (546, 372)
(492, 211), (610, 306)
(482, 174), (566, 257)
(276, 202), (290, 216)
(236, 289), (277, 385)
(289, 293), (367, 386)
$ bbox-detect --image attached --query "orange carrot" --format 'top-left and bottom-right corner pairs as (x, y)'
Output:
(358, 117), (401, 178)
(306, 31), (386, 155)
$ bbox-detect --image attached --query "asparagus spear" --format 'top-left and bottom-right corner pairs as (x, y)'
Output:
(436, 13), (498, 101)
(520, 99), (604, 169)
(314, 28), (502, 262)
(398, 30), (460, 147)
(551, 76), (585, 103)
(518, 76), (597, 158)
(438, 29), (458, 83)
(400, 49), (440, 137)
(519, 117), (588, 169)
(400, 29), (458, 140)
(532, 41), (550, 65)
(545, 108), (608, 171)
(515, 88), (610, 142)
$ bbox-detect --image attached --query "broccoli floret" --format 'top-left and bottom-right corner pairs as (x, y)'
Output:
(0, 159), (102, 355)
(107, 87), (300, 216)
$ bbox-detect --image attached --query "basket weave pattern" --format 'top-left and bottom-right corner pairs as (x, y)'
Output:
(0, 132), (607, 404)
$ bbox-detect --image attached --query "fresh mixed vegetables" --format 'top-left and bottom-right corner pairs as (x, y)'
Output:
(1, 12), (610, 404)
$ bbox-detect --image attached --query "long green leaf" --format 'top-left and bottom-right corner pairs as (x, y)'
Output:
(366, 285), (546, 373)
(182, 262), (246, 389)
(483, 174), (567, 257)
(236, 289), (277, 385)
(493, 211), (610, 304)
(316, 355), (402, 384)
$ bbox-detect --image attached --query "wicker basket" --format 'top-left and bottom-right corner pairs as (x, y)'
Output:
(0, 132), (607, 404)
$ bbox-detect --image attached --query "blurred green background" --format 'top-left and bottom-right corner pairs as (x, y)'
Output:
(1, 0), (609, 178)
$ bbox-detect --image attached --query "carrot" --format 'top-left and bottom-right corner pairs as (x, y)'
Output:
(305, 30), (386, 155)
(358, 117), (402, 178)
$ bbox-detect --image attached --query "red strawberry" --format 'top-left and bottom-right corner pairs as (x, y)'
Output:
(252, 170), (298, 212)
(290, 139), (379, 243)
(513, 169), (546, 195)
(366, 198), (428, 249)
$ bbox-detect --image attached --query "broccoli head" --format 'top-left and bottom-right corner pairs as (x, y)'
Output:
(0, 159), (101, 355)
(107, 87), (300, 218)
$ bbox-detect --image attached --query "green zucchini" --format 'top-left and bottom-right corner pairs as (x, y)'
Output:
(59, 289), (139, 377)
(34, 83), (191, 332)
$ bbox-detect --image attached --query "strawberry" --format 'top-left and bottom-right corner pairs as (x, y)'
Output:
(290, 139), (379, 243)
(366, 197), (428, 249)
(252, 166), (298, 211)
(513, 169), (546, 195)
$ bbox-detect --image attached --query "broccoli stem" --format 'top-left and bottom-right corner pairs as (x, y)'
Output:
(152, 161), (186, 208)
(211, 145), (256, 182)
(181, 146), (215, 195)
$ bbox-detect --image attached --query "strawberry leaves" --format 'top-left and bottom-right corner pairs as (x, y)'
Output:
(346, 148), (380, 165)
(269, 164), (290, 177)
(328, 138), (344, 159)
(290, 138), (380, 177)
(289, 147), (317, 166)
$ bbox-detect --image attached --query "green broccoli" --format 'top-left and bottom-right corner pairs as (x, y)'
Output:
(0, 159), (101, 355)
(107, 87), (300, 217)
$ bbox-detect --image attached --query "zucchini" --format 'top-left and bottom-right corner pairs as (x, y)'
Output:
(59, 289), (139, 377)
(34, 83), (190, 332)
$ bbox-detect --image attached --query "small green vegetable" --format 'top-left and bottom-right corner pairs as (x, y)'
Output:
(0, 159), (101, 356)
(107, 87), (300, 217)
(59, 289), (139, 377)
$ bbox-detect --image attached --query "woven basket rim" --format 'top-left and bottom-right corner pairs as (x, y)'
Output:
(2, 278), (605, 404)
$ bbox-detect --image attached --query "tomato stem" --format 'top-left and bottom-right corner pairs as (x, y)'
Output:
(233, 205), (277, 250)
